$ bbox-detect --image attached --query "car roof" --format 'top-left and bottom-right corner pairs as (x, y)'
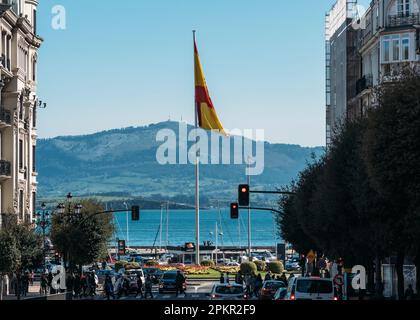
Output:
(215, 284), (243, 287)
(296, 277), (333, 281)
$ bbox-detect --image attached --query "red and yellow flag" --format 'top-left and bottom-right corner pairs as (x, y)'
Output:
(194, 39), (226, 135)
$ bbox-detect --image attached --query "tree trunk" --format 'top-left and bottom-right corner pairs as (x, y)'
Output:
(374, 255), (383, 299)
(396, 251), (405, 300)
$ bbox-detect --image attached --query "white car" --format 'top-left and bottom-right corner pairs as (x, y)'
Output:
(209, 284), (247, 300)
(285, 277), (337, 301)
(225, 262), (240, 267)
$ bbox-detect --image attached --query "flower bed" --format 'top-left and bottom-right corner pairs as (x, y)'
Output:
(212, 266), (240, 274)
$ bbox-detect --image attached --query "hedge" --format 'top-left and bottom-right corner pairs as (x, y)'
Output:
(240, 262), (257, 275)
(267, 261), (284, 274)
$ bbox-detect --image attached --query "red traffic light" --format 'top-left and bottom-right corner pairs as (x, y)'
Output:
(238, 184), (250, 206)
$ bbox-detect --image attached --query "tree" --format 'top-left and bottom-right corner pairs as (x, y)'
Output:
(0, 217), (43, 300)
(51, 199), (114, 272)
(363, 71), (420, 299)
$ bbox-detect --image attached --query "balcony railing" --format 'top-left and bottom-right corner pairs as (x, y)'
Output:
(356, 74), (373, 95)
(388, 14), (420, 28)
(0, 107), (11, 125)
(0, 160), (11, 176)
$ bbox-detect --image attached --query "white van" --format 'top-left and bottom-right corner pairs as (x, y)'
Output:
(285, 277), (337, 301)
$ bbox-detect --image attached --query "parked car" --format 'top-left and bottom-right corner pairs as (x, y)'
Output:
(285, 261), (301, 271)
(159, 271), (186, 293)
(209, 284), (247, 300)
(225, 261), (240, 267)
(285, 277), (337, 301)
(260, 280), (287, 300)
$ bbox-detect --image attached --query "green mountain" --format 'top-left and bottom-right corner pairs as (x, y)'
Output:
(37, 121), (324, 206)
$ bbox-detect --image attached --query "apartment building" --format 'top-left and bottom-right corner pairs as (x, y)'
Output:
(0, 0), (42, 226)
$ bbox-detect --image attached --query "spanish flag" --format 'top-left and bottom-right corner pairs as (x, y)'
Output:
(194, 38), (226, 135)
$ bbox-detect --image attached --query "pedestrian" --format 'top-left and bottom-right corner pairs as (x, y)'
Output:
(254, 274), (263, 298)
(29, 270), (34, 286)
(66, 272), (75, 298)
(225, 272), (230, 284)
(135, 274), (144, 298)
(40, 274), (48, 295)
(405, 285), (415, 300)
(104, 275), (115, 300)
(264, 272), (272, 281)
(235, 272), (243, 285)
(245, 274), (252, 297)
(91, 271), (98, 296)
(144, 275), (154, 299)
(175, 271), (187, 297)
(280, 272), (288, 285)
(22, 272), (29, 297)
(73, 273), (81, 298)
(81, 273), (88, 297)
(47, 272), (53, 294)
(220, 273), (225, 284)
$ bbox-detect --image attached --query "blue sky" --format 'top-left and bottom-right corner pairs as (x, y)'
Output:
(36, 0), (368, 147)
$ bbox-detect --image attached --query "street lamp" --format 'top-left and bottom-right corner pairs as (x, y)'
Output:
(35, 202), (51, 272)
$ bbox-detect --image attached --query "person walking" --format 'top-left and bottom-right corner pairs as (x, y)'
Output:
(73, 273), (81, 299)
(47, 272), (53, 295)
(175, 271), (187, 298)
(144, 275), (154, 299)
(225, 272), (230, 284)
(254, 274), (263, 298)
(40, 274), (48, 295)
(264, 271), (272, 282)
(280, 272), (288, 286)
(104, 275), (115, 300)
(135, 274), (144, 299)
(91, 271), (98, 296)
(220, 273), (225, 284)
(245, 274), (252, 297)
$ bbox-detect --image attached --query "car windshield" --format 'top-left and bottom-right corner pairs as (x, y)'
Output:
(163, 273), (177, 279)
(296, 280), (333, 294)
(264, 281), (285, 289)
(215, 286), (244, 295)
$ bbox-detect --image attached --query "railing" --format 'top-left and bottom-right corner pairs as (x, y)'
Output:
(388, 14), (420, 28)
(0, 107), (12, 125)
(0, 160), (11, 176)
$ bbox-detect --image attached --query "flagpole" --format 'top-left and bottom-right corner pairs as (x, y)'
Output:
(193, 30), (200, 265)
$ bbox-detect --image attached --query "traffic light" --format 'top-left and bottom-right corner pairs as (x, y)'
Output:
(230, 203), (239, 219)
(117, 240), (126, 256)
(238, 184), (250, 206)
(131, 205), (140, 221)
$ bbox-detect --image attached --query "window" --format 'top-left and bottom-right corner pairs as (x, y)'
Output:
(19, 95), (24, 120)
(33, 9), (37, 35)
(33, 106), (37, 127)
(402, 37), (410, 60)
(392, 36), (400, 61)
(383, 37), (391, 62)
(32, 59), (36, 81)
(32, 145), (36, 172)
(19, 190), (24, 220)
(19, 139), (23, 169)
(32, 192), (36, 215)
(398, 0), (410, 17)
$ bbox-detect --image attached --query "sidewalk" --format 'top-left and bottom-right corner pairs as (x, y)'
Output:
(2, 282), (44, 301)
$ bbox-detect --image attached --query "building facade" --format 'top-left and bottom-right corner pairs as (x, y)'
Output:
(325, 0), (359, 146)
(326, 0), (420, 146)
(0, 0), (42, 226)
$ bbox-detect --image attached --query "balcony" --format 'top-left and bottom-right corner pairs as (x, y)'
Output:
(0, 107), (11, 128)
(356, 74), (373, 95)
(388, 14), (420, 28)
(0, 160), (11, 180)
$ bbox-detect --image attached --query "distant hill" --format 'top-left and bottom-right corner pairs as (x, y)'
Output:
(37, 121), (324, 207)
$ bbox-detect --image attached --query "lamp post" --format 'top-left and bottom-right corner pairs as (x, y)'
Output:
(55, 194), (83, 269)
(35, 202), (51, 272)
